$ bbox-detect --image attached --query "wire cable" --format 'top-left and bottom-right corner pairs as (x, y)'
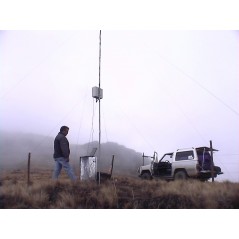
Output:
(1, 32), (79, 100)
(73, 87), (89, 161)
(87, 98), (96, 155)
(144, 43), (239, 117)
(102, 108), (109, 142)
(31, 95), (85, 154)
(109, 98), (156, 152)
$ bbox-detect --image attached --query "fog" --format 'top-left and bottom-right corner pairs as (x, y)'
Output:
(1, 30), (238, 182)
(0, 130), (143, 177)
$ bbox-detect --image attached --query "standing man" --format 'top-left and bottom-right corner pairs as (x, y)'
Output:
(52, 126), (77, 181)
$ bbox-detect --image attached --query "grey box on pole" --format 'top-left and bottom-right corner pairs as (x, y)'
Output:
(92, 86), (103, 100)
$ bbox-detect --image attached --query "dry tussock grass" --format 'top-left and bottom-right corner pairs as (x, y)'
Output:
(0, 169), (239, 209)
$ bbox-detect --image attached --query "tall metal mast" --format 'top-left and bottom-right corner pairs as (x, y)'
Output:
(98, 30), (102, 184)
(92, 30), (103, 184)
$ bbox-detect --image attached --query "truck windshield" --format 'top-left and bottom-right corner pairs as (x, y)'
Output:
(160, 153), (173, 163)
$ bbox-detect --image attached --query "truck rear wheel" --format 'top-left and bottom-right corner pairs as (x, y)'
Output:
(174, 170), (187, 180)
(141, 172), (152, 180)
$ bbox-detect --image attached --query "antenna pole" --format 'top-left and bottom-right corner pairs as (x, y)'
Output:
(98, 30), (102, 184)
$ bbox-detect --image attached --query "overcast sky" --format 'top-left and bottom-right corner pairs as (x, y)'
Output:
(1, 1), (239, 235)
(1, 30), (238, 181)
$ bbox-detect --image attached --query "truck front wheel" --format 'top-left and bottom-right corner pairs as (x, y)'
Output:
(174, 170), (187, 180)
(141, 172), (152, 180)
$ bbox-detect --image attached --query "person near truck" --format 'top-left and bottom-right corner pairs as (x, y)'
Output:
(52, 126), (77, 181)
(198, 151), (211, 170)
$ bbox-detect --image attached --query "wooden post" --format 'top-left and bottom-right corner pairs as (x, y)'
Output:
(110, 155), (115, 177)
(210, 140), (214, 182)
(27, 152), (31, 186)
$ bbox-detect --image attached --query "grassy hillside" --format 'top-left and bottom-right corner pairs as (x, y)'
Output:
(0, 169), (239, 209)
(1, 131), (238, 209)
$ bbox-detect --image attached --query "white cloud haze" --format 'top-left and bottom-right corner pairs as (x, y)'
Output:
(1, 30), (238, 182)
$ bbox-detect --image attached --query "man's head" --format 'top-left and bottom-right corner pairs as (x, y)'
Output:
(60, 126), (69, 136)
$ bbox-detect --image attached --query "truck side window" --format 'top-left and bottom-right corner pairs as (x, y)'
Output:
(175, 151), (194, 161)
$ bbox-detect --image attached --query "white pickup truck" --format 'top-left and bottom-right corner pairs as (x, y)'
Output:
(138, 147), (223, 181)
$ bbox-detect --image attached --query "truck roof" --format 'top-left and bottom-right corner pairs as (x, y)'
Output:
(175, 147), (219, 152)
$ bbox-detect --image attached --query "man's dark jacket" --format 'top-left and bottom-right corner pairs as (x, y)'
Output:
(53, 132), (70, 159)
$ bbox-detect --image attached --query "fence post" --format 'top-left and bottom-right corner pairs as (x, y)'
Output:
(27, 152), (31, 186)
(210, 140), (214, 182)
